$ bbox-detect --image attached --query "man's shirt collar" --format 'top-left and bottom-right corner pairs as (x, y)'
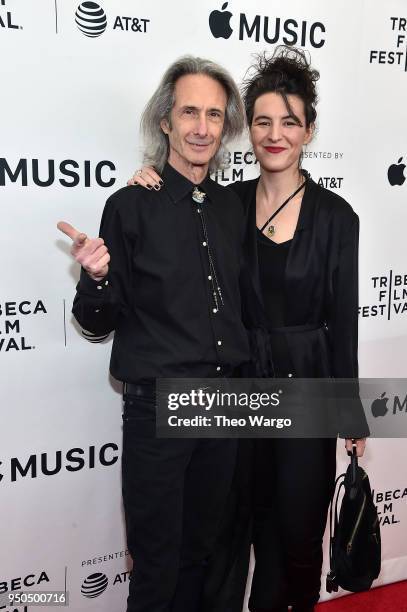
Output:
(162, 162), (218, 205)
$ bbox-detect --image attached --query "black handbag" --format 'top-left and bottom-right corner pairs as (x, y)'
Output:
(326, 447), (381, 593)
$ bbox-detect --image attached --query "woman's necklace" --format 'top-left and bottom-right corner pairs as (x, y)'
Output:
(259, 174), (308, 237)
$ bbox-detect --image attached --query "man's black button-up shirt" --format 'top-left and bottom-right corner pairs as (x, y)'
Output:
(72, 163), (251, 382)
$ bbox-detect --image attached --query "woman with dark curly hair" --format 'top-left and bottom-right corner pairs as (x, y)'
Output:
(129, 46), (368, 612)
(225, 48), (368, 612)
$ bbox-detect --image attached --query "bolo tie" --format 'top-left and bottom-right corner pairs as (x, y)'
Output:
(192, 186), (224, 312)
(259, 174), (308, 237)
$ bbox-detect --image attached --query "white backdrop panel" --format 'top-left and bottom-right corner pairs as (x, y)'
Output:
(1, 1), (406, 610)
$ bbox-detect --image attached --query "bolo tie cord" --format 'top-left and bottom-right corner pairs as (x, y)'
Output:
(192, 187), (224, 311)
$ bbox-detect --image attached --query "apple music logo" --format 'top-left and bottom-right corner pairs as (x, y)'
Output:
(371, 391), (407, 418)
(209, 2), (233, 39)
(208, 3), (326, 48)
(387, 156), (406, 186)
(371, 392), (389, 417)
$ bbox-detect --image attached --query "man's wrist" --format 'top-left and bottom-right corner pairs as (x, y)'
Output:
(78, 268), (110, 293)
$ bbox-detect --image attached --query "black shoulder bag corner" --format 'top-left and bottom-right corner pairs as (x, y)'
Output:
(326, 448), (381, 594)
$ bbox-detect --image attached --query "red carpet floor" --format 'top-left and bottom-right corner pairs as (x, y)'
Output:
(316, 581), (407, 611)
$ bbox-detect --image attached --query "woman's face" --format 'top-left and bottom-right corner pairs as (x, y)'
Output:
(250, 91), (313, 174)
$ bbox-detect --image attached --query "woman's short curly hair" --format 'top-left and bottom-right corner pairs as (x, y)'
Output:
(241, 45), (320, 128)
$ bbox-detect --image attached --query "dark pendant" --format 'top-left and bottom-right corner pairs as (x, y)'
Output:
(268, 224), (275, 236)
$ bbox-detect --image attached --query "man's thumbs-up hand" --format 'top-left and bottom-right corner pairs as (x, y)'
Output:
(57, 221), (110, 281)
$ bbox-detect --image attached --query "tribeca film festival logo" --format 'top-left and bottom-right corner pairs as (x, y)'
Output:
(359, 271), (407, 319)
(369, 393), (407, 527)
(74, 1), (150, 37)
(0, 569), (51, 611)
(208, 2), (326, 47)
(0, 300), (46, 353)
(369, 17), (407, 71)
(0, 0), (22, 30)
(387, 155), (406, 186)
(213, 150), (258, 183)
(0, 158), (116, 188)
(372, 485), (406, 527)
(212, 149), (344, 187)
(0, 443), (119, 484)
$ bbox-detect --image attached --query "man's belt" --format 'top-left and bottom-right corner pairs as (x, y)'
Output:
(123, 382), (155, 398)
(269, 323), (327, 334)
(123, 367), (237, 398)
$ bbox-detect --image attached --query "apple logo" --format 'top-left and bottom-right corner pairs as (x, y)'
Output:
(387, 157), (406, 186)
(371, 392), (389, 418)
(209, 2), (233, 39)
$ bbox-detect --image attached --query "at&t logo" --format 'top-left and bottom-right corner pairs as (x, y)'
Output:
(81, 573), (108, 598)
(208, 3), (326, 48)
(75, 1), (150, 37)
(75, 1), (107, 38)
(80, 569), (131, 598)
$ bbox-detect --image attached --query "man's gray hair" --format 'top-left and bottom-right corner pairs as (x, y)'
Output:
(140, 56), (245, 173)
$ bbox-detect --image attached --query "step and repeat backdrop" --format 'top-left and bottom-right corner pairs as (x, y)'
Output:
(1, 0), (407, 610)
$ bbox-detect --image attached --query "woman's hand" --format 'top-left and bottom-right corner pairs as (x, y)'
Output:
(345, 438), (366, 458)
(127, 166), (163, 190)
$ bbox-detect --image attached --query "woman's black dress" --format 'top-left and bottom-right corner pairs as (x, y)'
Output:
(202, 174), (369, 612)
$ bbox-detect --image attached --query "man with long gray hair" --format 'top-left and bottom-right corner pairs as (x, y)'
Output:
(57, 56), (253, 612)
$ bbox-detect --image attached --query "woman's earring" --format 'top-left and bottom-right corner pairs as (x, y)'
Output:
(299, 144), (306, 169)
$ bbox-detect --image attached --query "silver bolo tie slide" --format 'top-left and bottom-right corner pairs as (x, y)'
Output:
(192, 187), (206, 204)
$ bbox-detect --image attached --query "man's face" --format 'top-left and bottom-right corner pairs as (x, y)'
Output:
(161, 73), (227, 176)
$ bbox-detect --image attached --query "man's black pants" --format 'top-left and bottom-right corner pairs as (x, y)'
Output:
(122, 393), (237, 612)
